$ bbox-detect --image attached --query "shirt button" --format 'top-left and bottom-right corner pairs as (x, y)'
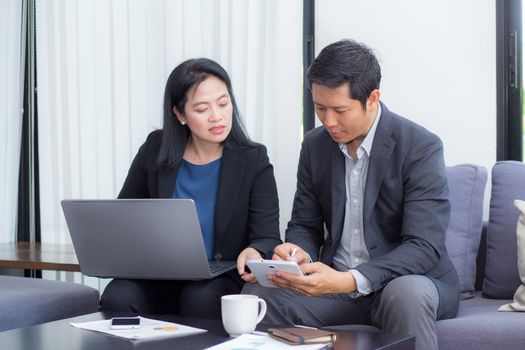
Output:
(353, 199), (358, 204)
(353, 229), (360, 234)
(353, 257), (360, 264)
(352, 170), (359, 176)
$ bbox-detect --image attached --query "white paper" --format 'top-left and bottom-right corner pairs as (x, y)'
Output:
(70, 316), (207, 340)
(204, 333), (331, 350)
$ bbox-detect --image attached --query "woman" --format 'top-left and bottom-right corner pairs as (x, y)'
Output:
(100, 58), (281, 319)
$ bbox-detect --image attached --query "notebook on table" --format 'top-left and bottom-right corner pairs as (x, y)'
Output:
(61, 199), (236, 280)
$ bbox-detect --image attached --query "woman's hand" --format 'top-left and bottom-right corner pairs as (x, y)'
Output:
(272, 243), (312, 265)
(237, 247), (263, 283)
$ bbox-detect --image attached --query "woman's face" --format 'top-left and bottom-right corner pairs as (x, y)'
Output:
(174, 75), (233, 147)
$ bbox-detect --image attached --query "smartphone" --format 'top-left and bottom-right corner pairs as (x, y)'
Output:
(110, 317), (141, 330)
(246, 259), (304, 288)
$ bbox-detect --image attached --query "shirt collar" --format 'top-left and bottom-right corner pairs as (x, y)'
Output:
(339, 103), (382, 159)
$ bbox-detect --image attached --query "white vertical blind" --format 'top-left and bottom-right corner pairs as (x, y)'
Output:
(36, 0), (303, 286)
(0, 0), (23, 243)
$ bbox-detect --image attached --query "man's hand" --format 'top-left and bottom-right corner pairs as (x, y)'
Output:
(268, 262), (357, 296)
(237, 247), (263, 283)
(272, 243), (311, 265)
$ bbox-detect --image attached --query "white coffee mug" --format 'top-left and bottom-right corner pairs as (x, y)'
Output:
(221, 294), (267, 337)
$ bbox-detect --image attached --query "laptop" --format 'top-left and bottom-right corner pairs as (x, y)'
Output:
(61, 199), (236, 280)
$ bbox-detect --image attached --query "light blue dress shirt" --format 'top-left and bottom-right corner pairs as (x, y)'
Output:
(332, 104), (382, 296)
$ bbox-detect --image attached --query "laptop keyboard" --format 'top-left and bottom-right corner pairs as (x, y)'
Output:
(209, 261), (236, 274)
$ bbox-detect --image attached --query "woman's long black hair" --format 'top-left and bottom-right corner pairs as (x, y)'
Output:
(157, 58), (252, 168)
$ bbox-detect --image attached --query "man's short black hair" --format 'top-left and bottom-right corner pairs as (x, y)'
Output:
(306, 39), (381, 109)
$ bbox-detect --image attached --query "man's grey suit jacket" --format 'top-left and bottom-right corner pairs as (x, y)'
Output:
(286, 102), (460, 319)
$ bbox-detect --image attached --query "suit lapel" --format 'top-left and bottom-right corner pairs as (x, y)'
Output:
(330, 141), (346, 250)
(364, 109), (395, 221)
(214, 148), (246, 243)
(158, 163), (181, 198)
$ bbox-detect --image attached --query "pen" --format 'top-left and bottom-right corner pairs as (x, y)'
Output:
(293, 324), (317, 329)
(153, 326), (177, 331)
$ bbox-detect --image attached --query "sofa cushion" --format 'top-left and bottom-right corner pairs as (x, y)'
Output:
(437, 293), (525, 350)
(483, 161), (525, 298)
(445, 164), (487, 299)
(498, 199), (525, 311)
(0, 275), (100, 331)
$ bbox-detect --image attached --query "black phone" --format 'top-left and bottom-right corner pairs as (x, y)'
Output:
(110, 317), (141, 329)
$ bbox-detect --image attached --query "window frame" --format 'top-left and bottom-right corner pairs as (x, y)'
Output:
(497, 0), (523, 161)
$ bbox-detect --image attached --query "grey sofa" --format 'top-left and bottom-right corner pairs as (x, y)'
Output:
(436, 161), (525, 350)
(328, 162), (525, 349)
(0, 274), (100, 332)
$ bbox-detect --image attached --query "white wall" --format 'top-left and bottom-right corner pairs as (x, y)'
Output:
(316, 0), (496, 216)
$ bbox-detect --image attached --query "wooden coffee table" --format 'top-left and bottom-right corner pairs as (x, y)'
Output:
(0, 312), (414, 350)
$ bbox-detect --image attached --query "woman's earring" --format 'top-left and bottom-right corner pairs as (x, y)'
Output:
(180, 121), (186, 125)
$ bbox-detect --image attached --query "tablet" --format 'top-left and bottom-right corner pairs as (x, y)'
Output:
(246, 259), (304, 288)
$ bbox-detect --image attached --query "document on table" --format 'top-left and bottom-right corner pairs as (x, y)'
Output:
(204, 333), (331, 350)
(70, 316), (207, 340)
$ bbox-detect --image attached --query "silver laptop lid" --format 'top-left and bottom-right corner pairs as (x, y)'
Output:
(61, 199), (235, 280)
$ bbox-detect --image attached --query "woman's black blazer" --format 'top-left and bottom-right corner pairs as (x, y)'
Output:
(118, 130), (282, 260)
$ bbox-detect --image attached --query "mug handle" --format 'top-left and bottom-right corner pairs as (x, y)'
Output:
(256, 298), (267, 325)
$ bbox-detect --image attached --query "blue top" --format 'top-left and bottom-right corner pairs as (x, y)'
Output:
(172, 158), (221, 260)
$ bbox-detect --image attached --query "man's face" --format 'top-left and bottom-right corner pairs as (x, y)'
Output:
(312, 83), (379, 145)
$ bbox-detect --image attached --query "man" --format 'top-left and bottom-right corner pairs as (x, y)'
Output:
(243, 39), (459, 350)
